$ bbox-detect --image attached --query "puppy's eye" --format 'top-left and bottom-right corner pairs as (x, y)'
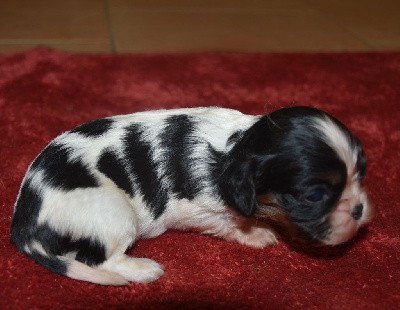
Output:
(306, 188), (326, 203)
(356, 171), (366, 181)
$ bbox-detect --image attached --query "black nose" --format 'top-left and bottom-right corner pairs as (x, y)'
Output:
(352, 204), (364, 220)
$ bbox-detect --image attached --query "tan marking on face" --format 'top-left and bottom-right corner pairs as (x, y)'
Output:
(256, 194), (286, 222)
(256, 194), (298, 239)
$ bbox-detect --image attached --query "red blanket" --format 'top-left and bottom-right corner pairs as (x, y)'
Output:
(1, 48), (399, 309)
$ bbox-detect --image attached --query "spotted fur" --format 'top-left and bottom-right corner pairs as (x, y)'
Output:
(11, 106), (371, 285)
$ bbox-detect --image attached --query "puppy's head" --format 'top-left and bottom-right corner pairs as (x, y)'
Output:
(220, 106), (371, 246)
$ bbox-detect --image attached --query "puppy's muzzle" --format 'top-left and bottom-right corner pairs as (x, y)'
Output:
(351, 203), (364, 221)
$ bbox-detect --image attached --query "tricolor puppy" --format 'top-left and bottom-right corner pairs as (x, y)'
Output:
(11, 106), (371, 285)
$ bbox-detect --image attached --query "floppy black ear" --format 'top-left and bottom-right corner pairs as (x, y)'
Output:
(218, 116), (274, 217)
(218, 159), (258, 217)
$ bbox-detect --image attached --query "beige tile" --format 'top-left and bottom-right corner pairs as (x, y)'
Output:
(0, 44), (39, 53)
(1, 0), (395, 54)
(0, 42), (112, 54)
(111, 10), (370, 52)
(0, 0), (109, 44)
(305, 0), (400, 49)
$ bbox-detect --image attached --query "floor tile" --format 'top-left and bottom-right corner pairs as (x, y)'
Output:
(109, 0), (313, 11)
(305, 0), (400, 49)
(0, 0), (398, 53)
(0, 42), (112, 53)
(110, 10), (370, 52)
(0, 0), (110, 45)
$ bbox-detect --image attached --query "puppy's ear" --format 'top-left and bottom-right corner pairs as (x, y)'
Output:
(219, 160), (258, 217)
(218, 116), (273, 217)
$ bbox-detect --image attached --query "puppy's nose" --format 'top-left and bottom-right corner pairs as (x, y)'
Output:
(352, 204), (364, 220)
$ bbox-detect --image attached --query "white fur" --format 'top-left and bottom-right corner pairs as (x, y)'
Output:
(314, 116), (357, 175)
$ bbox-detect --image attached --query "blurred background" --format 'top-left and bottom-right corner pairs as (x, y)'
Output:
(0, 0), (399, 53)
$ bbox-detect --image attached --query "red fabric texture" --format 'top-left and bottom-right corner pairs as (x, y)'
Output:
(0, 48), (399, 309)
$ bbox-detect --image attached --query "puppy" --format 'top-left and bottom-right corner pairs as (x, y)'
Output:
(11, 106), (371, 285)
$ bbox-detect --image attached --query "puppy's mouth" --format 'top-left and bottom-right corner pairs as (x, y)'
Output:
(323, 201), (373, 246)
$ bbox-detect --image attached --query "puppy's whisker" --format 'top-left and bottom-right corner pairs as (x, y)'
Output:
(265, 115), (281, 129)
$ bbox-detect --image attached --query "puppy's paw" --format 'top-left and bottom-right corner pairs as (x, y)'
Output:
(129, 258), (165, 283)
(222, 222), (279, 249)
(101, 255), (164, 283)
(235, 226), (279, 248)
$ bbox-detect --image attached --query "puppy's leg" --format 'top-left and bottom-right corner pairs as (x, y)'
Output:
(37, 187), (164, 284)
(223, 219), (279, 248)
(203, 214), (278, 249)
(70, 188), (165, 283)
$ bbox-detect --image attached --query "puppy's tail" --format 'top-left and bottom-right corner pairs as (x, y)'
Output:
(21, 250), (128, 286)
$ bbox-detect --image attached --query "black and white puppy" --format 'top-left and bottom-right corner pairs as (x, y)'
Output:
(11, 106), (371, 285)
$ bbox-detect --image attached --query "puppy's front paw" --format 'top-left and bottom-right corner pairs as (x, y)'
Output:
(234, 226), (279, 248)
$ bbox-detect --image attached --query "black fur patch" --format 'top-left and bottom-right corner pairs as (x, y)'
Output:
(11, 183), (69, 275)
(29, 251), (68, 275)
(123, 123), (169, 219)
(159, 114), (204, 200)
(11, 181), (43, 249)
(70, 118), (113, 137)
(35, 223), (106, 266)
(32, 143), (99, 190)
(97, 148), (134, 196)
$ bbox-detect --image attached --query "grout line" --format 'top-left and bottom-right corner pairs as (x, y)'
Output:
(0, 39), (107, 44)
(103, 0), (117, 53)
(108, 8), (315, 14)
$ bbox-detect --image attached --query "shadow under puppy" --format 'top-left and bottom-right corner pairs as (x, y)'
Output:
(11, 106), (372, 285)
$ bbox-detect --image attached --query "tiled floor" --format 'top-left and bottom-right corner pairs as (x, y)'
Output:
(0, 0), (399, 53)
